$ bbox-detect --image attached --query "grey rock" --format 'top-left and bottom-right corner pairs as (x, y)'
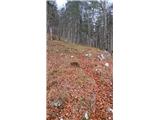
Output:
(85, 53), (92, 57)
(82, 111), (89, 120)
(51, 98), (63, 108)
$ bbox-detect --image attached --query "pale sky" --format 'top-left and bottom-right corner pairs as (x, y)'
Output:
(56, 0), (67, 9)
(56, 0), (112, 9)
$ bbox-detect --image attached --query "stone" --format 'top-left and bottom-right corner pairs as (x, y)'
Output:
(107, 107), (113, 113)
(98, 54), (106, 61)
(84, 111), (89, 120)
(51, 98), (63, 108)
(105, 62), (109, 67)
(100, 54), (105, 60)
(85, 53), (92, 57)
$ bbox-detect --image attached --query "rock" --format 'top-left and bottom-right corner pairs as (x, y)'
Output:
(104, 50), (112, 57)
(98, 54), (105, 61)
(100, 54), (105, 60)
(85, 53), (92, 57)
(95, 68), (102, 75)
(107, 107), (113, 113)
(82, 111), (89, 120)
(85, 111), (89, 119)
(85, 54), (88, 56)
(51, 98), (63, 108)
(97, 55), (102, 61)
(105, 62), (109, 67)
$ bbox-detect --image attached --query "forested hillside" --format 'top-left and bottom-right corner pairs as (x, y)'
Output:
(47, 1), (113, 120)
(47, 0), (113, 53)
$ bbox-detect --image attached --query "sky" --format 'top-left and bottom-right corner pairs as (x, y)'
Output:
(56, 0), (67, 9)
(56, 0), (113, 9)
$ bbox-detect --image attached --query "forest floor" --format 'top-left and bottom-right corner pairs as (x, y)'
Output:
(47, 40), (113, 120)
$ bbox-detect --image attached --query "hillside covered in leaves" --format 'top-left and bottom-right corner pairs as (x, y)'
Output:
(47, 39), (113, 120)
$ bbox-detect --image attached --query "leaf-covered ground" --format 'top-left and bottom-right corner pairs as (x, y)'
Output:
(47, 40), (113, 120)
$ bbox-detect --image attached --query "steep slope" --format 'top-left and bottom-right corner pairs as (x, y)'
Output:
(47, 40), (113, 120)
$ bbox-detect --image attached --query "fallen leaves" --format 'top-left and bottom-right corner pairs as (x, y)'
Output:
(47, 40), (113, 120)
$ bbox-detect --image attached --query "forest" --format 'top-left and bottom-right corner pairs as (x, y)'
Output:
(47, 0), (113, 53)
